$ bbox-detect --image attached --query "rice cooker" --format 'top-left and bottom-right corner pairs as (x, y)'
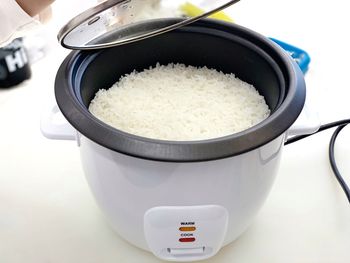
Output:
(41, 0), (319, 261)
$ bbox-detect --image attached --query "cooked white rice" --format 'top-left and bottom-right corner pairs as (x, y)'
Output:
(89, 63), (270, 141)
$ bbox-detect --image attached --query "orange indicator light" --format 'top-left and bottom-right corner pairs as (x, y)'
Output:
(179, 226), (196, 232)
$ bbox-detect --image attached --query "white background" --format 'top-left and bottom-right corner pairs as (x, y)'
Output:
(1, 0), (350, 262)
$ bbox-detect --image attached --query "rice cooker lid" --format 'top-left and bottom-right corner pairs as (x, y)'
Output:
(57, 0), (240, 50)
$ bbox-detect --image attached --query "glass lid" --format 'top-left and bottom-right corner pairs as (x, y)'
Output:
(58, 0), (240, 50)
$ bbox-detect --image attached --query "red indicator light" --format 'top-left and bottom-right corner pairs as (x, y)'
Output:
(179, 237), (196, 242)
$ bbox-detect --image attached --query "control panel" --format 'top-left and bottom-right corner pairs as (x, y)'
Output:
(144, 205), (228, 261)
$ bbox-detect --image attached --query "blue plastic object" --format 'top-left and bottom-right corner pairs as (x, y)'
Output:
(269, 38), (311, 74)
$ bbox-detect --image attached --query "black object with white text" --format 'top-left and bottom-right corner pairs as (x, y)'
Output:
(0, 38), (31, 88)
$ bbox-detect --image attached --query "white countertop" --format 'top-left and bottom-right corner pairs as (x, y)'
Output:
(1, 0), (350, 262)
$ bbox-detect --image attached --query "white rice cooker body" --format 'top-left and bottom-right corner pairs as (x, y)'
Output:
(79, 133), (285, 261)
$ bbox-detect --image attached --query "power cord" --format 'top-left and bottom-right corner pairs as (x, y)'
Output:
(285, 119), (350, 204)
(329, 124), (350, 202)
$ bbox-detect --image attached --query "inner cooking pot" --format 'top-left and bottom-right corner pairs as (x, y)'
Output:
(55, 18), (305, 162)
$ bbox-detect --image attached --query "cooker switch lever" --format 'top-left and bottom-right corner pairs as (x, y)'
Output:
(169, 247), (205, 255)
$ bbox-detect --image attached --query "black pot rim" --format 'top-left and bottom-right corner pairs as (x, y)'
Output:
(55, 19), (306, 162)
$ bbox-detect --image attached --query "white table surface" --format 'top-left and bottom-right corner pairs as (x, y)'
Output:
(1, 0), (350, 262)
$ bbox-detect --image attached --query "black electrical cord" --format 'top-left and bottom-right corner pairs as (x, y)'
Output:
(285, 119), (350, 204)
(329, 124), (350, 203)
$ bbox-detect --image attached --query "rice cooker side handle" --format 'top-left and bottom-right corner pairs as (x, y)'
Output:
(286, 103), (320, 139)
(40, 104), (77, 141)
